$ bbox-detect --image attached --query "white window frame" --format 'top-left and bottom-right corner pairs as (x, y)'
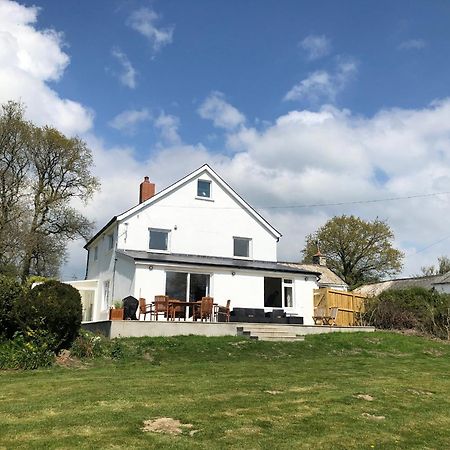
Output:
(107, 233), (114, 251)
(233, 237), (252, 258)
(283, 279), (294, 308)
(196, 179), (213, 200)
(149, 228), (170, 252)
(103, 280), (111, 309)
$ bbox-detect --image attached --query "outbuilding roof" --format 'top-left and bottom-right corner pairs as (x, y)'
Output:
(353, 272), (450, 296)
(281, 263), (348, 287)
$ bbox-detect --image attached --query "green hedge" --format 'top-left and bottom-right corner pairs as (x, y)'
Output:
(365, 287), (450, 339)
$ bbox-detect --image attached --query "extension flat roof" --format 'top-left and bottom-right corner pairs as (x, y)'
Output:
(117, 249), (321, 276)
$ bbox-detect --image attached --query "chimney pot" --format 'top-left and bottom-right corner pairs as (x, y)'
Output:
(139, 176), (155, 203)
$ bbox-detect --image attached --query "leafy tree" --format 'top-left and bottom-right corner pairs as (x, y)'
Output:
(0, 101), (99, 281)
(420, 256), (450, 277)
(302, 215), (403, 289)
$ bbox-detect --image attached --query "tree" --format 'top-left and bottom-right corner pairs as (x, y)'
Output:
(302, 215), (404, 289)
(0, 102), (30, 275)
(419, 256), (450, 277)
(0, 101), (99, 281)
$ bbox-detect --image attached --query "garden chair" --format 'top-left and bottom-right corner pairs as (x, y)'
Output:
(151, 295), (173, 321)
(193, 296), (214, 322)
(216, 299), (231, 322)
(313, 307), (339, 326)
(139, 298), (152, 321)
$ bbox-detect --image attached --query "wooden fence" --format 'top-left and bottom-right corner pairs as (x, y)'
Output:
(313, 288), (367, 326)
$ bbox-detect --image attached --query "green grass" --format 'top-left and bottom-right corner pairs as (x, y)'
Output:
(1, 332), (450, 449)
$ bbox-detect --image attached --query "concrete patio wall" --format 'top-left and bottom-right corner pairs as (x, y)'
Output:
(82, 320), (375, 339)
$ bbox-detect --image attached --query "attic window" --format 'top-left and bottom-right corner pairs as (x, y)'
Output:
(197, 180), (211, 198)
(233, 237), (251, 258)
(149, 229), (169, 251)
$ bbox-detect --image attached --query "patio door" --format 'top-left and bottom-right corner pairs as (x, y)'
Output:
(165, 271), (210, 319)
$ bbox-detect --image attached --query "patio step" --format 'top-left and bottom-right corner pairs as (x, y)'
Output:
(236, 326), (305, 342)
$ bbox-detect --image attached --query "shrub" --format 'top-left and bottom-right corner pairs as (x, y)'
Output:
(0, 331), (55, 370)
(70, 330), (109, 358)
(0, 276), (25, 339)
(20, 280), (82, 352)
(365, 287), (450, 337)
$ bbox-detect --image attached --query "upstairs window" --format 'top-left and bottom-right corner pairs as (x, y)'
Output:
(93, 246), (98, 261)
(233, 237), (251, 258)
(197, 179), (211, 198)
(149, 229), (169, 251)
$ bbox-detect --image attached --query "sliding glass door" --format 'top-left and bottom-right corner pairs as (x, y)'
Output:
(165, 271), (210, 319)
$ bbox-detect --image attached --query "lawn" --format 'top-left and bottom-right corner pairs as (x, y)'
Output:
(1, 331), (450, 449)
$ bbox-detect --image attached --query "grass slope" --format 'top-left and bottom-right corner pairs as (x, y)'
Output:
(1, 332), (450, 449)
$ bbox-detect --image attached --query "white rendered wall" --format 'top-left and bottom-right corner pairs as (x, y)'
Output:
(132, 262), (316, 321)
(117, 171), (278, 261)
(84, 224), (121, 321)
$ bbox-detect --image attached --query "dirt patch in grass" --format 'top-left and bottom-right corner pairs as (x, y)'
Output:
(55, 350), (85, 369)
(362, 413), (385, 421)
(355, 394), (374, 401)
(265, 390), (283, 395)
(142, 418), (197, 436)
(423, 348), (444, 357)
(408, 389), (433, 397)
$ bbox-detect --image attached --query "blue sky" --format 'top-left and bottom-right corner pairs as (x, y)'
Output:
(3, 0), (450, 279)
(21, 0), (450, 154)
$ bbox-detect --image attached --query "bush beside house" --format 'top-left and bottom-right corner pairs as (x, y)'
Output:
(0, 278), (82, 369)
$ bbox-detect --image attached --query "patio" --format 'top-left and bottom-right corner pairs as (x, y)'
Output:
(82, 319), (374, 339)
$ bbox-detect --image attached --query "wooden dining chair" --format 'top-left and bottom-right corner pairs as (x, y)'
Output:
(216, 299), (231, 322)
(139, 298), (152, 321)
(193, 296), (214, 322)
(151, 295), (172, 321)
(169, 299), (185, 321)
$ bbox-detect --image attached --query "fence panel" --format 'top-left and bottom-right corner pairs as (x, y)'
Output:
(313, 288), (366, 326)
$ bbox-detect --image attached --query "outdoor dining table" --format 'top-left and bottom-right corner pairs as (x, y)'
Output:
(168, 299), (218, 321)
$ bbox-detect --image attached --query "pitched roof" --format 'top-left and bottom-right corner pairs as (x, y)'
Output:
(118, 250), (321, 276)
(353, 272), (450, 296)
(85, 164), (281, 248)
(281, 263), (348, 287)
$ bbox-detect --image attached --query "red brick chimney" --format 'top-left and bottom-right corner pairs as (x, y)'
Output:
(139, 176), (155, 203)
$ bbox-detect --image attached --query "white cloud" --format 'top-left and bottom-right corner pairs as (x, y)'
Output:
(0, 0), (93, 135)
(109, 108), (151, 134)
(154, 112), (181, 145)
(198, 91), (245, 130)
(299, 34), (331, 60)
(127, 7), (174, 53)
(284, 59), (357, 104)
(111, 47), (137, 88)
(62, 98), (450, 281)
(398, 39), (426, 50)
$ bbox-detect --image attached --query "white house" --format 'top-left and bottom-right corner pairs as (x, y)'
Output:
(70, 164), (323, 323)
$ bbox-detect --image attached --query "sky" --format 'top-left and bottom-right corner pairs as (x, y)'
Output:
(2, 0), (450, 280)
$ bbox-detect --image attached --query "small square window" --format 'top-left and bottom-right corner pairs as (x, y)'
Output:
(149, 229), (169, 251)
(197, 180), (211, 198)
(233, 237), (251, 258)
